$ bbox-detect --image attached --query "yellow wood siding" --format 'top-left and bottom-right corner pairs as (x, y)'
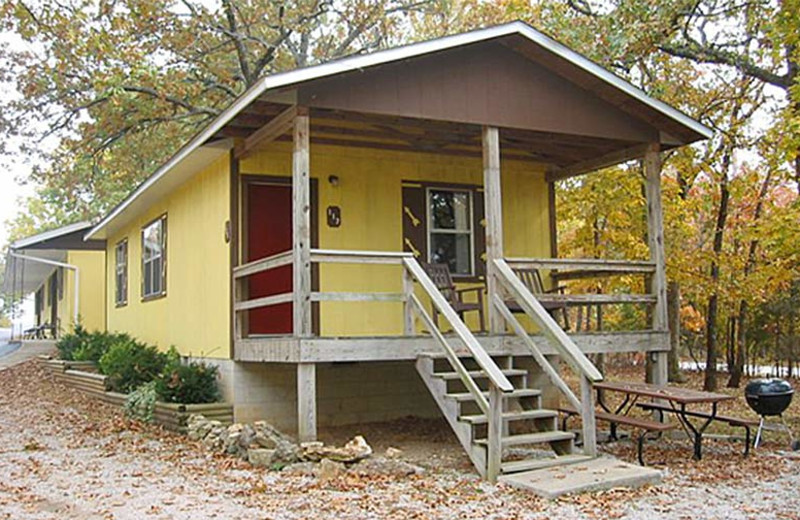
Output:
(241, 143), (550, 336)
(106, 155), (231, 358)
(64, 250), (106, 332)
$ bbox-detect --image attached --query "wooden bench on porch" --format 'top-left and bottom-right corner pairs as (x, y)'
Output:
(558, 405), (676, 465)
(636, 401), (757, 456)
(507, 267), (570, 329)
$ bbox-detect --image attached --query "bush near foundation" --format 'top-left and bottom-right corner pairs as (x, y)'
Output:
(155, 356), (220, 405)
(55, 324), (90, 361)
(99, 338), (169, 394)
(55, 325), (134, 363)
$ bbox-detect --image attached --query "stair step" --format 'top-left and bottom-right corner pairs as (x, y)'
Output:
(475, 430), (574, 447)
(445, 388), (541, 402)
(434, 369), (528, 380)
(419, 352), (511, 359)
(500, 454), (595, 474)
(459, 409), (557, 425)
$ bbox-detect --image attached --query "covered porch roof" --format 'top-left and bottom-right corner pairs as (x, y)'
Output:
(2, 222), (105, 295)
(86, 20), (712, 241)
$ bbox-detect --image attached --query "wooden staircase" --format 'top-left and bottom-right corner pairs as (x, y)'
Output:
(416, 353), (594, 478)
(401, 256), (602, 482)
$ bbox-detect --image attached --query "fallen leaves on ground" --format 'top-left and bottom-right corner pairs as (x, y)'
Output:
(0, 360), (797, 519)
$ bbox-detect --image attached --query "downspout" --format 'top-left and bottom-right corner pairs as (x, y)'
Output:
(9, 252), (80, 327)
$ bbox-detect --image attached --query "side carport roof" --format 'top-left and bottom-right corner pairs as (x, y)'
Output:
(85, 20), (713, 241)
(2, 221), (105, 295)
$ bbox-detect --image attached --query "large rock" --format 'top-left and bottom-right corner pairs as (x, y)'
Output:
(187, 414), (213, 441)
(223, 423), (256, 458)
(315, 459), (346, 482)
(248, 448), (276, 468)
(251, 421), (300, 466)
(301, 436), (372, 463)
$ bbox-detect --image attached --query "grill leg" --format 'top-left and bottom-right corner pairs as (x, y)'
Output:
(754, 417), (765, 449)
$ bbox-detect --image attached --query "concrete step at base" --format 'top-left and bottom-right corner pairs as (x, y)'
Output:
(499, 456), (662, 499)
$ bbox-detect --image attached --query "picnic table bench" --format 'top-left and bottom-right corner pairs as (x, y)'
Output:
(595, 380), (737, 460)
(559, 406), (676, 465)
(636, 401), (757, 456)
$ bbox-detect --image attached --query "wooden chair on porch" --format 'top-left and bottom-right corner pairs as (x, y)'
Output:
(507, 267), (570, 330)
(422, 262), (486, 332)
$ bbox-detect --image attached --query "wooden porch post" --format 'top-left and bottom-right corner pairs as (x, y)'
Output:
(293, 107), (312, 337)
(644, 143), (668, 386)
(293, 107), (316, 441)
(482, 126), (505, 334)
(297, 362), (317, 442)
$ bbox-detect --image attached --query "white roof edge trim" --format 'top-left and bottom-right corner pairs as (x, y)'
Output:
(87, 21), (712, 241)
(515, 25), (713, 140)
(11, 221), (94, 250)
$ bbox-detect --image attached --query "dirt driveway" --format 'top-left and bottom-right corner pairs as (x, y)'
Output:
(0, 361), (798, 519)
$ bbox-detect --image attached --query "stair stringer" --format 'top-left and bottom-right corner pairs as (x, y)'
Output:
(415, 356), (487, 477)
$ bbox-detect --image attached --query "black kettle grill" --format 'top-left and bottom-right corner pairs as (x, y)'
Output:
(744, 378), (798, 449)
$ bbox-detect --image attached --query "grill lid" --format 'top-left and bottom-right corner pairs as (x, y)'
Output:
(745, 378), (794, 397)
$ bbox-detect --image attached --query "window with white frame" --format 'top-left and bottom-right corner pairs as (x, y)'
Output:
(141, 216), (166, 299)
(115, 239), (128, 306)
(428, 188), (474, 275)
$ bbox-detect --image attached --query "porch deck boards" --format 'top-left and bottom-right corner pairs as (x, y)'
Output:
(234, 330), (668, 363)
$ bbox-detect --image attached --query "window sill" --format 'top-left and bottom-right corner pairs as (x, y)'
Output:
(141, 292), (167, 303)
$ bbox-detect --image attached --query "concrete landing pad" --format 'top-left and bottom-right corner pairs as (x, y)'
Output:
(498, 456), (662, 499)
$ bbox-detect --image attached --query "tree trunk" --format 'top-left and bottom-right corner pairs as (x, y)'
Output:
(704, 153), (731, 392)
(728, 300), (747, 387)
(729, 169), (771, 387)
(667, 281), (686, 383)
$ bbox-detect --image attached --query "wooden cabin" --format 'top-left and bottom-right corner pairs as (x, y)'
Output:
(83, 22), (711, 481)
(3, 222), (106, 337)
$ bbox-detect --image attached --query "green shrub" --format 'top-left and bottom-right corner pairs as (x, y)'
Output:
(72, 331), (133, 363)
(55, 324), (89, 360)
(125, 381), (158, 422)
(156, 358), (220, 404)
(99, 338), (168, 393)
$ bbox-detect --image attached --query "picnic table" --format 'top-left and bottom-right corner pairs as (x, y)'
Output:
(594, 380), (735, 460)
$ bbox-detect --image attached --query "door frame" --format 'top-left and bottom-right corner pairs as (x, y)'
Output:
(241, 175), (320, 336)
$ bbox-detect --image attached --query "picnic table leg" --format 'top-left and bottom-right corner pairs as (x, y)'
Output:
(596, 389), (631, 441)
(676, 402), (717, 460)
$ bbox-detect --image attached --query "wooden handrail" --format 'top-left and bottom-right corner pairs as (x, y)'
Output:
(310, 249), (413, 265)
(403, 257), (513, 393)
(233, 250), (292, 279)
(310, 292), (405, 302)
(494, 258), (600, 457)
(234, 292), (293, 312)
(491, 294), (581, 411)
(408, 294), (490, 414)
(506, 257), (655, 273)
(493, 258), (603, 382)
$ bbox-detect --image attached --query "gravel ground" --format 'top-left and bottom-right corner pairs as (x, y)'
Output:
(0, 360), (799, 519)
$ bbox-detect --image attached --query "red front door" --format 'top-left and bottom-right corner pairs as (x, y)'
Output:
(247, 183), (293, 334)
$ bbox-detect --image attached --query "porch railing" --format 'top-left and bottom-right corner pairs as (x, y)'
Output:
(505, 257), (658, 331)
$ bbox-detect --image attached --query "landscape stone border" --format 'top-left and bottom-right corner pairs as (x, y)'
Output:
(37, 355), (233, 432)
